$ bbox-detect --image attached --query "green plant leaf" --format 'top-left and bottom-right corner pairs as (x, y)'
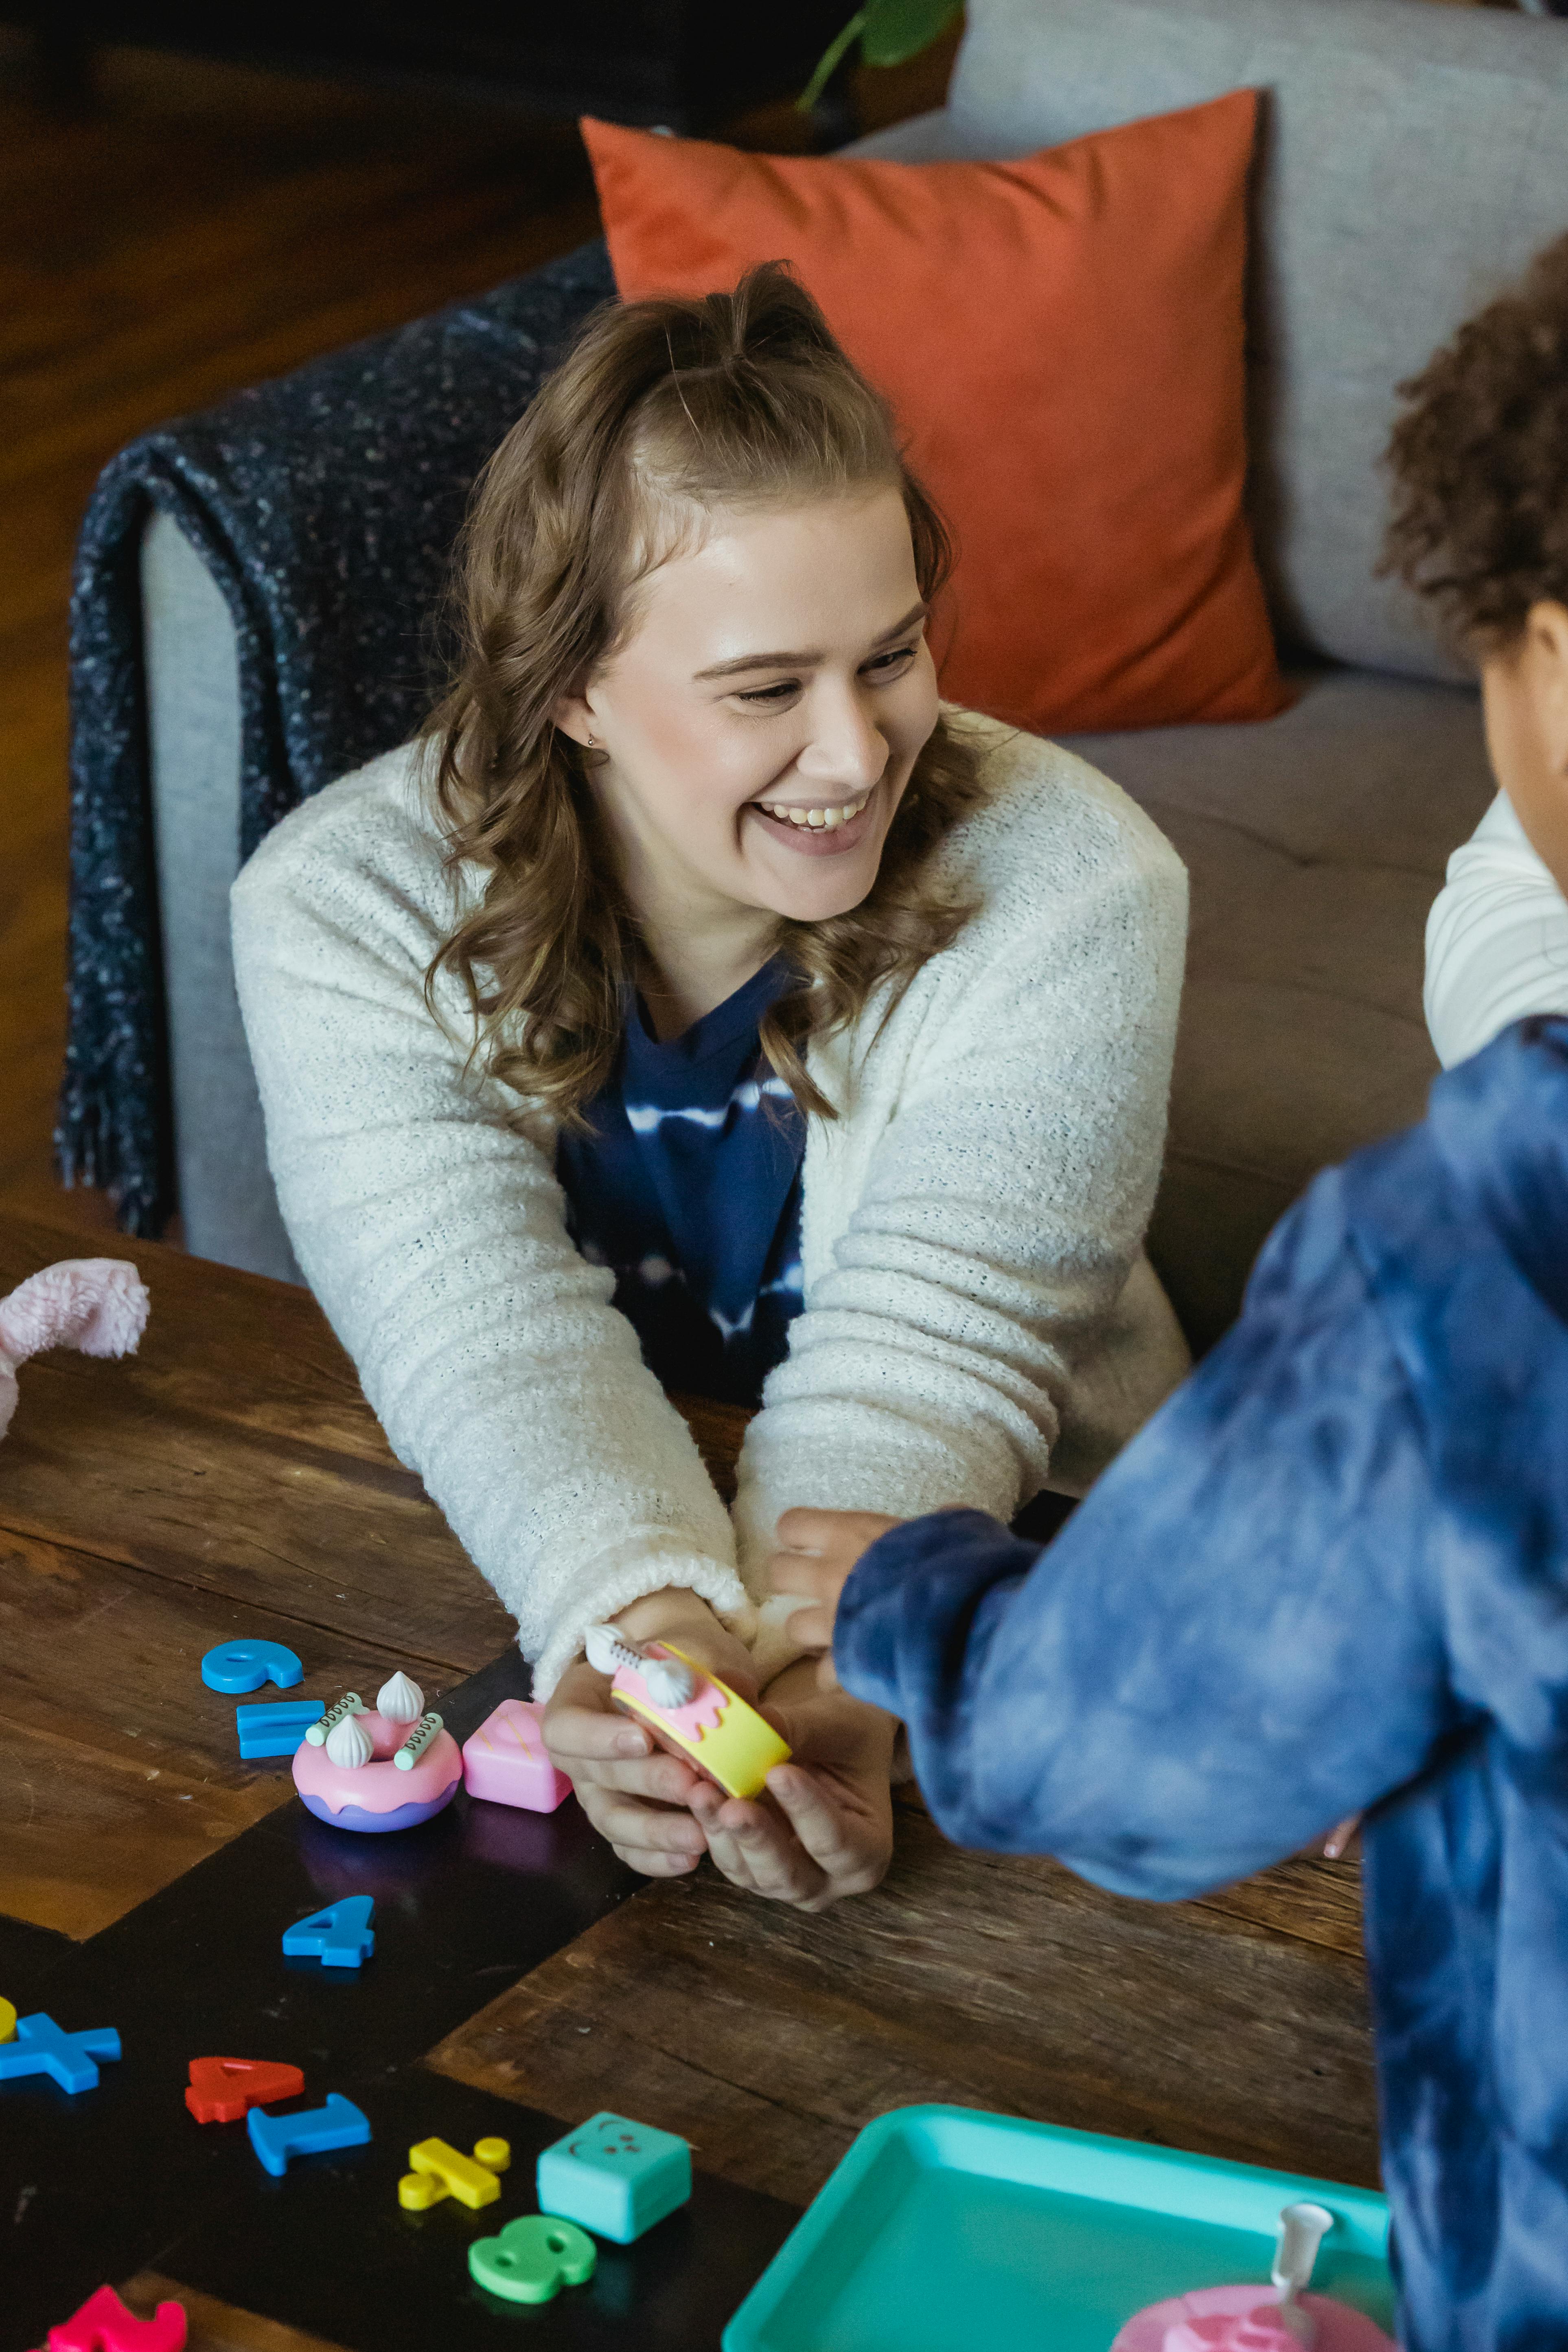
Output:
(858, 0), (962, 70)
(798, 8), (868, 112)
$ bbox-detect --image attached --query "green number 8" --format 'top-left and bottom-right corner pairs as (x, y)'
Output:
(469, 2213), (598, 2304)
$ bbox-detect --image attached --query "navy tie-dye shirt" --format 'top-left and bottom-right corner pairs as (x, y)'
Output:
(835, 1017), (1568, 2352)
(556, 959), (805, 1407)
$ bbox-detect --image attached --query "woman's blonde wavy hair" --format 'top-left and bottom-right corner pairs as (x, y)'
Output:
(423, 261), (989, 1126)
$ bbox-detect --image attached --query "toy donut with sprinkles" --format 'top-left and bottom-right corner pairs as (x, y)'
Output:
(292, 1672), (462, 1833)
(584, 1627), (791, 1800)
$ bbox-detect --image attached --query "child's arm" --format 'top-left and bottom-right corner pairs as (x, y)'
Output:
(660, 1516), (907, 1909)
(683, 1660), (900, 1912)
(823, 1174), (1469, 1902)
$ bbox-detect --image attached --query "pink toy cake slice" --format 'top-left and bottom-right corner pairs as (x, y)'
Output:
(462, 1699), (572, 1812)
(1111, 2286), (1395, 2351)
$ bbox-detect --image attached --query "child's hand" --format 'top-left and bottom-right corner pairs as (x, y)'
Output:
(767, 1505), (905, 1682)
(543, 1590), (759, 1879)
(685, 1680), (898, 1912)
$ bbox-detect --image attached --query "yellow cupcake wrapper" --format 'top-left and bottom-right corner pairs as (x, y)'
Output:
(614, 1642), (791, 1799)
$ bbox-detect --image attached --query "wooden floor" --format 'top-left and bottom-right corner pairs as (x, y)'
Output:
(0, 26), (959, 1246)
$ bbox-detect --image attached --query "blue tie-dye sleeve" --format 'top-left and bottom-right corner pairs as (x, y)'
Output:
(835, 1164), (1463, 1901)
(836, 1023), (1568, 2352)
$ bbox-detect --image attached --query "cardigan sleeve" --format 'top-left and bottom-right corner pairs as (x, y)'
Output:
(1424, 793), (1568, 1070)
(735, 751), (1189, 1661)
(231, 753), (747, 1697)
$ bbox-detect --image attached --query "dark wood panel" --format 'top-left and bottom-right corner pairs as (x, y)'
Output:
(668, 1391), (749, 1507)
(1193, 1850), (1364, 1959)
(120, 2273), (351, 2352)
(0, 1714), (287, 1938)
(0, 1211), (750, 1931)
(426, 1794), (1379, 2209)
(0, 1213), (517, 1667)
(0, 1520), (471, 1933)
(0, 1215), (749, 1647)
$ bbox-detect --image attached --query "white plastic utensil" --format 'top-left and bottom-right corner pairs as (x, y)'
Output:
(1272, 2201), (1334, 2345)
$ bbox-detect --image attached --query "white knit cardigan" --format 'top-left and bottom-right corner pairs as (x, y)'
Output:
(232, 710), (1190, 1695)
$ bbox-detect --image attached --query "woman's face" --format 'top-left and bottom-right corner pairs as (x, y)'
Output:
(557, 486), (940, 933)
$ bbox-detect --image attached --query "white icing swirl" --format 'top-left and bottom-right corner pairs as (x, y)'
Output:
(376, 1670), (424, 1723)
(325, 1713), (374, 1769)
(644, 1656), (696, 1707)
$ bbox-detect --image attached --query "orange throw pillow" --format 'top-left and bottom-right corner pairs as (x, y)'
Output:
(582, 99), (1287, 734)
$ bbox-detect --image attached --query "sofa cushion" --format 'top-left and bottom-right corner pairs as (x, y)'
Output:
(860, 0), (1568, 688)
(582, 103), (1288, 732)
(1067, 666), (1494, 1347)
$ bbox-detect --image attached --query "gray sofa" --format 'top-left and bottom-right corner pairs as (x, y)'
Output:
(138, 0), (1568, 1346)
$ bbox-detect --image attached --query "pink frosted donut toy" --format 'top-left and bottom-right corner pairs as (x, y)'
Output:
(292, 1673), (462, 1834)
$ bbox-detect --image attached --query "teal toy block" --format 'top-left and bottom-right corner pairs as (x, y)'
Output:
(537, 2111), (692, 2244)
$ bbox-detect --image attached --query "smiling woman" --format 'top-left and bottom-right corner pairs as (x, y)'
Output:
(231, 265), (1191, 1911)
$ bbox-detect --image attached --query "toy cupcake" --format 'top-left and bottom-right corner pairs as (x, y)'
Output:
(1111, 2205), (1395, 2352)
(585, 1626), (790, 1800)
(292, 1672), (462, 1833)
(1112, 2287), (1395, 2352)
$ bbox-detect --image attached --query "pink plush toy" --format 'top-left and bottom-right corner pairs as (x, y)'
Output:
(0, 1259), (151, 1441)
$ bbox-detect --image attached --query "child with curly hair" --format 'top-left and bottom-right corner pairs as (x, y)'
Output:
(1397, 234), (1568, 1066)
(760, 239), (1568, 2350)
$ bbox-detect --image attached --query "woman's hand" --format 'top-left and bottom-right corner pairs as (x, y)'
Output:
(542, 1588), (758, 1878)
(684, 1665), (898, 1912)
(767, 1505), (906, 1685)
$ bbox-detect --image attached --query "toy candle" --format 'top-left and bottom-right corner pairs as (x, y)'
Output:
(393, 1712), (445, 1770)
(306, 1692), (366, 1746)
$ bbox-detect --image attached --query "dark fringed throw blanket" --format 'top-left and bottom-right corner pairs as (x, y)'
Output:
(59, 240), (616, 1236)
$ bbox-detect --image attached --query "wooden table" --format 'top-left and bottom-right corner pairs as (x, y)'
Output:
(0, 1211), (1379, 2352)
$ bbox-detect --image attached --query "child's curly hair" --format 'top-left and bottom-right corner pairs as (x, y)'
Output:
(1383, 233), (1568, 655)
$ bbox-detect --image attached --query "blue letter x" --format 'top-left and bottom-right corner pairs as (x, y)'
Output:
(0, 2012), (122, 2093)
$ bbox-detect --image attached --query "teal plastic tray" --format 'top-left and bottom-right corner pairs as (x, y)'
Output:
(723, 2106), (1393, 2352)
